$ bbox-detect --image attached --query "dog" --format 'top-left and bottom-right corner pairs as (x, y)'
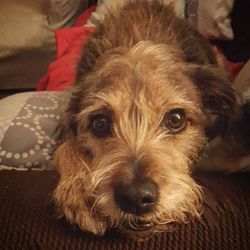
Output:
(53, 0), (239, 240)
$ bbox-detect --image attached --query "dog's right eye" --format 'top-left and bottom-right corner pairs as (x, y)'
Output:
(89, 114), (111, 138)
(163, 109), (187, 133)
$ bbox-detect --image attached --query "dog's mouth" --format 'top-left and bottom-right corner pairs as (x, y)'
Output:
(122, 219), (154, 232)
(118, 219), (156, 240)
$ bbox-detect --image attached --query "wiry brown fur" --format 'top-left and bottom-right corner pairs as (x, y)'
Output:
(53, 0), (238, 240)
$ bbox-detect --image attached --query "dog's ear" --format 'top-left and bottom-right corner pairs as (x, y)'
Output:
(53, 139), (91, 176)
(187, 64), (239, 140)
(77, 32), (110, 81)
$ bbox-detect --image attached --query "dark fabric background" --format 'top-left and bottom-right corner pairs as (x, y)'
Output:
(0, 170), (249, 250)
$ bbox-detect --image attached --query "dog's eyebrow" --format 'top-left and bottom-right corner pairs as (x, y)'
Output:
(88, 107), (112, 117)
(76, 105), (110, 122)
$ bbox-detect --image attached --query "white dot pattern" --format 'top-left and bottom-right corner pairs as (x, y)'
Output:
(0, 92), (68, 170)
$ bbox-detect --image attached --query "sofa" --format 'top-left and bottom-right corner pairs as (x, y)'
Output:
(0, 0), (90, 90)
(0, 0), (249, 249)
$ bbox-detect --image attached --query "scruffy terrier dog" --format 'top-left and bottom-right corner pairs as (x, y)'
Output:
(53, 0), (238, 240)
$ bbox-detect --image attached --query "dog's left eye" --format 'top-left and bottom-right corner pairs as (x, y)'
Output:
(163, 109), (187, 133)
(89, 114), (111, 138)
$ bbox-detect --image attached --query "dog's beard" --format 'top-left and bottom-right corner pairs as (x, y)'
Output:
(91, 175), (202, 238)
(54, 145), (203, 238)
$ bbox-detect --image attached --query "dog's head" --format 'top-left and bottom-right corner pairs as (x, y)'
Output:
(53, 41), (237, 239)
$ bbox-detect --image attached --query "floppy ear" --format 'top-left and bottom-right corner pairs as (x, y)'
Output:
(187, 65), (239, 140)
(53, 139), (91, 176)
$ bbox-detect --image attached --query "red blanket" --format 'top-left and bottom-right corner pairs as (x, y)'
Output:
(36, 6), (95, 91)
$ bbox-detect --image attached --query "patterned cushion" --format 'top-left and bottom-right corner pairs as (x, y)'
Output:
(0, 92), (67, 170)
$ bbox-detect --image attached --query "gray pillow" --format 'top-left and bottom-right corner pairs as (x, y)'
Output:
(0, 92), (67, 170)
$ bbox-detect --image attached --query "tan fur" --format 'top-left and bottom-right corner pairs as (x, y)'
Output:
(53, 0), (238, 240)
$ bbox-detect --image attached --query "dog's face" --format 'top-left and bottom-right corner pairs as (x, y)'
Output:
(54, 41), (237, 239)
(54, 27), (238, 238)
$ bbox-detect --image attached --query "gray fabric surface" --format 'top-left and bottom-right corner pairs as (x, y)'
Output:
(0, 92), (67, 170)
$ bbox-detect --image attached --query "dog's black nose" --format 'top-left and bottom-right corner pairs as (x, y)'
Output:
(114, 180), (159, 215)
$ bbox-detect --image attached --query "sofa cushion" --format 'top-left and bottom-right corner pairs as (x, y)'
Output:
(0, 92), (67, 170)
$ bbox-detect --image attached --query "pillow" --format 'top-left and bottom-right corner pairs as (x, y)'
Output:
(49, 0), (88, 29)
(196, 0), (235, 40)
(0, 92), (68, 171)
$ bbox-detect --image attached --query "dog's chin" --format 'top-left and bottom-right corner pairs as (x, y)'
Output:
(117, 219), (158, 240)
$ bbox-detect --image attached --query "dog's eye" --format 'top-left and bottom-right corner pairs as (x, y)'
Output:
(90, 114), (111, 138)
(164, 109), (187, 133)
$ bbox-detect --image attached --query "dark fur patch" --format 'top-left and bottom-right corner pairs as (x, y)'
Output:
(185, 65), (238, 138)
(226, 101), (250, 151)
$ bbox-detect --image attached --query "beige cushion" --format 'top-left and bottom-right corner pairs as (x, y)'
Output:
(197, 0), (235, 40)
(0, 0), (88, 90)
